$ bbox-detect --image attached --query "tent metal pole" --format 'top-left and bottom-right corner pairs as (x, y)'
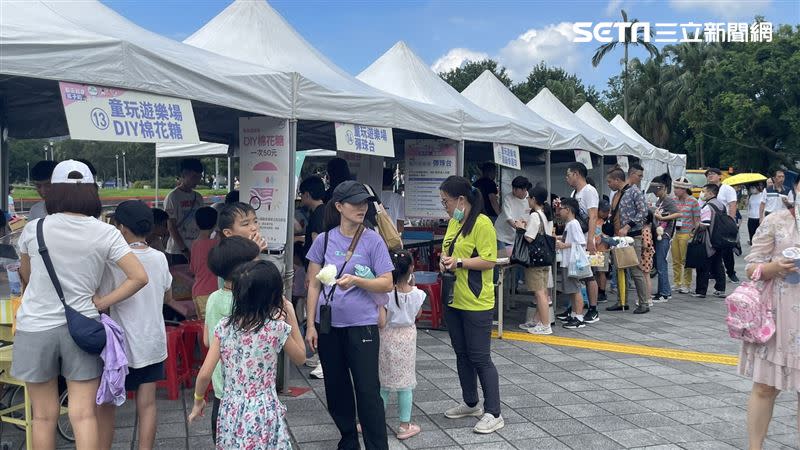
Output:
(279, 118), (298, 394)
(214, 157), (219, 190)
(457, 140), (465, 177)
(0, 97), (7, 221)
(227, 156), (232, 191)
(154, 156), (159, 208)
(546, 149), (555, 323)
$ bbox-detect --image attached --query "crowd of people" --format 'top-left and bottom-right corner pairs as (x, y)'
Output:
(6, 155), (799, 450)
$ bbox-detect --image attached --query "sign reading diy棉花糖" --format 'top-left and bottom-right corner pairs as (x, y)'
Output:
(493, 143), (521, 170)
(58, 82), (199, 143)
(239, 116), (290, 249)
(405, 139), (458, 219)
(335, 123), (394, 157)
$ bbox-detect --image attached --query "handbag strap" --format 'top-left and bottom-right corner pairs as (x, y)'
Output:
(321, 224), (366, 304)
(446, 226), (464, 257)
(35, 218), (67, 307)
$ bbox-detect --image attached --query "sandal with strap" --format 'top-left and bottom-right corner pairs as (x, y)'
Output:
(396, 423), (421, 440)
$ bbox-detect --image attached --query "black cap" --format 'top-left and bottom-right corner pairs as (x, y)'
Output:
(114, 200), (153, 236)
(704, 168), (722, 176)
(332, 180), (377, 204)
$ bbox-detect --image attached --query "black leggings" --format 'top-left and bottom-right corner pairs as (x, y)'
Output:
(747, 218), (760, 243)
(317, 324), (387, 450)
(444, 306), (501, 417)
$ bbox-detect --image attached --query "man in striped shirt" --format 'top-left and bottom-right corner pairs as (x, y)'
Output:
(670, 177), (701, 294)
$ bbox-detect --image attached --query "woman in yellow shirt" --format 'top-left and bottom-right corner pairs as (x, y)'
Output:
(438, 176), (504, 434)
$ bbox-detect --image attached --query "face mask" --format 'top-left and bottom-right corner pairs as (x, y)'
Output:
(749, 187), (757, 195)
(453, 199), (465, 221)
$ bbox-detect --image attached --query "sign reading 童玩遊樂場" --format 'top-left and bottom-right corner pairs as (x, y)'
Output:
(335, 122), (394, 157)
(239, 116), (290, 249)
(405, 139), (458, 219)
(493, 143), (521, 170)
(58, 82), (199, 143)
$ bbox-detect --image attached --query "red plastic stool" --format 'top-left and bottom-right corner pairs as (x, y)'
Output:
(416, 279), (443, 329)
(180, 320), (207, 376)
(156, 326), (191, 400)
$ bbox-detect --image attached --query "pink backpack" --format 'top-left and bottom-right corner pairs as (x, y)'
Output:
(725, 264), (776, 343)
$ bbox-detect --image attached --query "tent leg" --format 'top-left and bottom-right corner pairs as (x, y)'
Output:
(457, 140), (465, 177)
(214, 157), (219, 190)
(279, 118), (298, 395)
(154, 157), (160, 208)
(227, 156), (232, 191)
(0, 97), (7, 221)
(546, 149), (555, 322)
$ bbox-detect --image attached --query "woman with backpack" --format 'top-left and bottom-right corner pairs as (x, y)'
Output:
(739, 175), (800, 450)
(692, 184), (729, 299)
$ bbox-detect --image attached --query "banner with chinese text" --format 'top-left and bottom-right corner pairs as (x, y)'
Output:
(335, 123), (394, 157)
(405, 139), (458, 218)
(59, 82), (199, 143)
(239, 117), (290, 249)
(493, 143), (521, 170)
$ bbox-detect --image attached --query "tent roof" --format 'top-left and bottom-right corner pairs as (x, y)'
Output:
(0, 0), (294, 139)
(527, 88), (631, 155)
(184, 0), (463, 140)
(156, 142), (228, 158)
(357, 41), (554, 148)
(574, 103), (651, 158)
(461, 71), (600, 152)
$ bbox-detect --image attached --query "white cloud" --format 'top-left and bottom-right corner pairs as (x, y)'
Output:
(497, 22), (584, 81)
(605, 0), (624, 16)
(670, 0), (772, 19)
(431, 48), (490, 74)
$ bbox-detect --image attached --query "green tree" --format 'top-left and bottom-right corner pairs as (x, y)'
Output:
(511, 62), (602, 111)
(438, 59), (512, 93)
(591, 9), (659, 121)
(627, 57), (675, 148)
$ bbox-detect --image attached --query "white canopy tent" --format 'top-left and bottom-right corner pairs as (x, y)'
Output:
(183, 0), (464, 142)
(156, 142), (229, 158)
(610, 115), (687, 182)
(574, 103), (650, 159)
(357, 41), (557, 149)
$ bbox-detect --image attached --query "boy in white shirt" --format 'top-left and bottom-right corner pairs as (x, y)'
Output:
(97, 200), (173, 450)
(555, 198), (587, 329)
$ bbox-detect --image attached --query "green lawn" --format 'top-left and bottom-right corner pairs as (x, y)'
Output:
(12, 187), (229, 200)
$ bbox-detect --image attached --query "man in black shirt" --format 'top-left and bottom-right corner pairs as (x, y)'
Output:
(473, 162), (500, 221)
(299, 176), (326, 263)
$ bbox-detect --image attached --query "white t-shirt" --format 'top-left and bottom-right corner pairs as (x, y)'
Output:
(560, 219), (586, 266)
(572, 184), (599, 235)
(494, 193), (530, 244)
(16, 214), (131, 332)
(100, 247), (172, 368)
(27, 201), (47, 220)
(380, 191), (405, 226)
(761, 187), (795, 214)
(524, 209), (553, 241)
(164, 188), (204, 254)
(717, 184), (738, 212)
(748, 191), (765, 219)
(384, 287), (425, 328)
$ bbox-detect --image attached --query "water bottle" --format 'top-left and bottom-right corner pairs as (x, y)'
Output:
(581, 285), (588, 307)
(6, 262), (21, 295)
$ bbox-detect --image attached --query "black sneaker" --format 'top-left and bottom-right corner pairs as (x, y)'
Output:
(633, 305), (650, 314)
(690, 292), (707, 298)
(583, 309), (600, 324)
(598, 291), (608, 303)
(556, 308), (572, 322)
(605, 303), (630, 311)
(562, 317), (586, 329)
(729, 274), (740, 283)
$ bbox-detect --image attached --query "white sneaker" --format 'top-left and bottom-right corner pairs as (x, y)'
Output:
(677, 287), (689, 294)
(310, 364), (324, 379)
(518, 321), (538, 330)
(444, 403), (483, 419)
(304, 355), (319, 368)
(473, 413), (505, 434)
(528, 324), (553, 335)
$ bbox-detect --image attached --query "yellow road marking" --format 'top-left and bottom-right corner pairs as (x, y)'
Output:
(492, 330), (739, 366)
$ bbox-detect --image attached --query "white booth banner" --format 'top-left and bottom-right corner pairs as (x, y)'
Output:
(575, 150), (593, 170)
(239, 116), (290, 250)
(59, 81), (199, 143)
(335, 122), (394, 157)
(405, 139), (458, 219)
(493, 143), (521, 170)
(617, 155), (629, 172)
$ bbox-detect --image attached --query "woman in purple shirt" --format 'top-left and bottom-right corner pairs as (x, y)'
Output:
(305, 181), (394, 450)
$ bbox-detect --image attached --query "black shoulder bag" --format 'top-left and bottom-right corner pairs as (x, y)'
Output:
(440, 227), (464, 306)
(318, 225), (365, 334)
(36, 218), (107, 355)
(528, 211), (556, 267)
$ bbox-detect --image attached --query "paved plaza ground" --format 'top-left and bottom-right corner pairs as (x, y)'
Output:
(2, 239), (798, 449)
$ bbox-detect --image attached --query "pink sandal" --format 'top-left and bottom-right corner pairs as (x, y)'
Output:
(396, 423), (421, 440)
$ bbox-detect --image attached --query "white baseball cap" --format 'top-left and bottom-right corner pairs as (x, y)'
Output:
(51, 160), (95, 184)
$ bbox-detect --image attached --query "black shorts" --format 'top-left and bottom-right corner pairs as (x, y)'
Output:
(125, 361), (165, 392)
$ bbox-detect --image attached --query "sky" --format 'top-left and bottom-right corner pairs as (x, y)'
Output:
(105, 0), (799, 92)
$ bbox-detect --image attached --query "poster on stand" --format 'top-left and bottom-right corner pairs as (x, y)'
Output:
(493, 143), (521, 170)
(335, 123), (394, 157)
(239, 117), (290, 249)
(59, 81), (199, 143)
(405, 139), (458, 218)
(574, 150), (593, 169)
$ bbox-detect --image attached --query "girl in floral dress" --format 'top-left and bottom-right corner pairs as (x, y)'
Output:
(188, 260), (307, 449)
(377, 250), (425, 440)
(740, 199), (800, 450)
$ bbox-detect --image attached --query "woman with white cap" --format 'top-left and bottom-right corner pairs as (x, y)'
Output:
(12, 160), (148, 450)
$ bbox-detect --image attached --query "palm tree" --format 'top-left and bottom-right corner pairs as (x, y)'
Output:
(591, 9), (659, 121)
(628, 57), (674, 148)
